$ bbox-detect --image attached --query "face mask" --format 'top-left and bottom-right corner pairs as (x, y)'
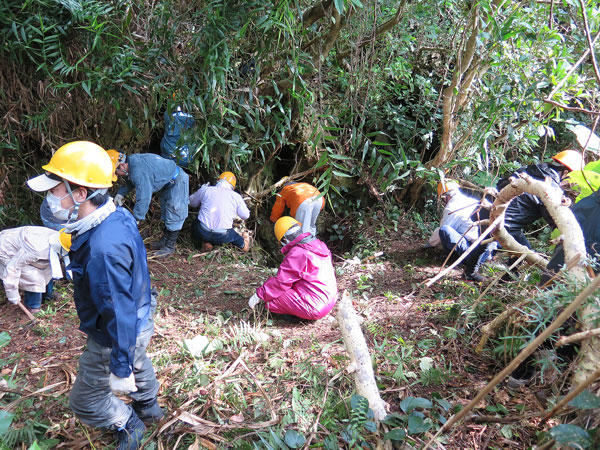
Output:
(46, 192), (72, 222)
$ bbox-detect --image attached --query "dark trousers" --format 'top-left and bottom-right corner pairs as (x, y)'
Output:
(191, 219), (244, 248)
(23, 281), (54, 309)
(439, 225), (490, 273)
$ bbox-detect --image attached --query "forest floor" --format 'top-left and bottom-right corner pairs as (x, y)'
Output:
(0, 211), (571, 449)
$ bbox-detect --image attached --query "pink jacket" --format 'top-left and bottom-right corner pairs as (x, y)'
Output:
(257, 233), (338, 320)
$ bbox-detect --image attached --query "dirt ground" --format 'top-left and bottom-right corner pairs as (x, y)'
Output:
(0, 217), (560, 449)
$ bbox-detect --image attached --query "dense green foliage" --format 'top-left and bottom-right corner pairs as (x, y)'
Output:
(1, 0), (598, 210)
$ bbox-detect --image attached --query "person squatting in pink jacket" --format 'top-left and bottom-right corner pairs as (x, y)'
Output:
(248, 216), (338, 320)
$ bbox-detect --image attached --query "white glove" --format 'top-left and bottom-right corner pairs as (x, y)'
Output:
(109, 372), (137, 395)
(248, 293), (261, 309)
(114, 194), (125, 206)
(6, 289), (20, 305)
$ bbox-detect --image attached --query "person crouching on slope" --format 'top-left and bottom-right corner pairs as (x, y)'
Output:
(428, 180), (494, 282)
(248, 216), (338, 320)
(189, 172), (250, 253)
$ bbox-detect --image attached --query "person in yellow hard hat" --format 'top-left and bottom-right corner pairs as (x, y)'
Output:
(27, 141), (162, 450)
(189, 171), (250, 252)
(248, 216), (338, 321)
(107, 149), (190, 258)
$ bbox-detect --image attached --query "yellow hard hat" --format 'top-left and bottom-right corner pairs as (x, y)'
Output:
(219, 171), (236, 188)
(552, 149), (583, 172)
(58, 228), (72, 252)
(437, 180), (459, 197)
(106, 149), (125, 181)
(274, 216), (300, 242)
(41, 141), (113, 188)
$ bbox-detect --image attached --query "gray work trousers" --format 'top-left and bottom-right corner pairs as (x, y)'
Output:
(295, 196), (322, 237)
(69, 301), (159, 429)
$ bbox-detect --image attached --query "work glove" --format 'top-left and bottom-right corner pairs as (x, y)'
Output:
(109, 372), (137, 395)
(114, 194), (125, 206)
(248, 293), (261, 309)
(6, 289), (20, 305)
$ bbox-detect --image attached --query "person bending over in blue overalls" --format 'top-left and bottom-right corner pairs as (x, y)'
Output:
(108, 150), (189, 258)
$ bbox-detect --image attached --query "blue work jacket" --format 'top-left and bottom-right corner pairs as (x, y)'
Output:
(69, 206), (152, 378)
(117, 153), (179, 221)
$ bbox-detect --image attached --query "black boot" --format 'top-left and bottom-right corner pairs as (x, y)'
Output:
(116, 412), (145, 450)
(149, 229), (169, 251)
(154, 230), (179, 257)
(463, 251), (484, 282)
(132, 398), (164, 424)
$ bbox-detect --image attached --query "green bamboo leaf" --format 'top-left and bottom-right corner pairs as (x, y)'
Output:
(0, 331), (10, 349)
(332, 170), (352, 178)
(0, 410), (14, 436)
(284, 429), (305, 448)
(567, 390), (600, 410)
(333, 0), (344, 15)
(549, 424), (592, 448)
(81, 80), (92, 97)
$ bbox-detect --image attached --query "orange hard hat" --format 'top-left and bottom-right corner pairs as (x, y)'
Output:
(437, 180), (459, 197)
(219, 171), (236, 188)
(552, 150), (583, 172)
(106, 149), (125, 181)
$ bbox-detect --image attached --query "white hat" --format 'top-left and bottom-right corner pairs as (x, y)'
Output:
(27, 173), (62, 192)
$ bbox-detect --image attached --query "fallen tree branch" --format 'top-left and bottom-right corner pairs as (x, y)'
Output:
(246, 165), (323, 200)
(467, 413), (538, 424)
(336, 290), (387, 421)
(422, 272), (600, 450)
(488, 173), (586, 269)
(475, 252), (582, 352)
(557, 327), (600, 348)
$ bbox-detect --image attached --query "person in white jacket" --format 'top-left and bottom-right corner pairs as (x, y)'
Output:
(0, 226), (65, 313)
(428, 181), (491, 282)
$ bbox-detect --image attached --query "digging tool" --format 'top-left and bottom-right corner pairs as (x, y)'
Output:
(17, 302), (37, 322)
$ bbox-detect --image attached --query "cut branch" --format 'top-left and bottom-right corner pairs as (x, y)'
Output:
(336, 290), (387, 421)
(557, 327), (600, 347)
(423, 273), (600, 450)
(246, 165), (324, 200)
